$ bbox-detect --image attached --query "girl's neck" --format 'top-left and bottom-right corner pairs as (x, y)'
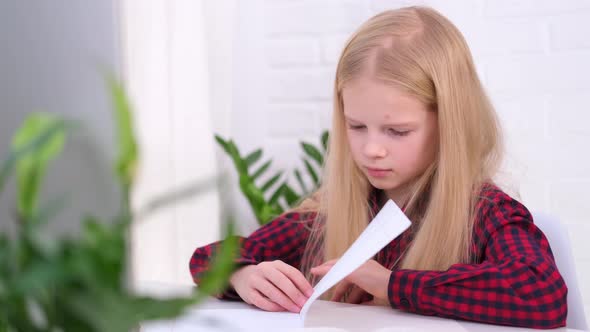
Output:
(384, 183), (412, 208)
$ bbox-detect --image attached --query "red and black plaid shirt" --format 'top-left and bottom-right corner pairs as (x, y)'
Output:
(189, 184), (567, 329)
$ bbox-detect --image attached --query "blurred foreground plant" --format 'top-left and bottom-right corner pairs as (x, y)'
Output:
(0, 76), (237, 332)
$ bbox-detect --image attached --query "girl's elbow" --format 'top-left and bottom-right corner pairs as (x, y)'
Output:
(529, 279), (568, 329)
(551, 283), (568, 328)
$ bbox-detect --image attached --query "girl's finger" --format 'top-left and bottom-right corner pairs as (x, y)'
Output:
(248, 290), (286, 312)
(360, 300), (377, 306)
(257, 278), (301, 313)
(275, 261), (314, 297)
(360, 292), (373, 303)
(313, 259), (337, 269)
(310, 264), (332, 276)
(265, 266), (308, 307)
(309, 266), (322, 275)
(331, 281), (352, 302)
(346, 286), (367, 304)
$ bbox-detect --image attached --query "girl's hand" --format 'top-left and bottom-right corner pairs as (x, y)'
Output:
(310, 259), (390, 304)
(229, 260), (314, 313)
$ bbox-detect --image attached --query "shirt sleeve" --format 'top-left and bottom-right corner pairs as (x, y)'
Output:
(189, 211), (314, 300)
(386, 195), (568, 329)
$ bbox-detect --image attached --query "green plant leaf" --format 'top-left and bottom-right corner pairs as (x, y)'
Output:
(301, 142), (323, 166)
(216, 135), (249, 183)
(251, 159), (272, 181)
(11, 114), (66, 165)
(293, 169), (308, 195)
(28, 194), (69, 228)
(214, 135), (231, 154)
(22, 222), (60, 262)
(303, 158), (319, 186)
(259, 204), (281, 225)
(196, 221), (238, 299)
(321, 130), (329, 151)
(17, 169), (40, 221)
(62, 283), (200, 332)
(127, 296), (197, 325)
(282, 184), (300, 206)
(244, 149), (262, 169)
(245, 182), (265, 213)
(227, 141), (247, 174)
(12, 261), (64, 296)
(106, 75), (138, 190)
(239, 175), (266, 222)
(0, 119), (67, 198)
(11, 113), (67, 219)
(268, 183), (285, 206)
(260, 171), (283, 193)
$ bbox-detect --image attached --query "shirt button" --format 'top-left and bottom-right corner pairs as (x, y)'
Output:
(400, 298), (410, 308)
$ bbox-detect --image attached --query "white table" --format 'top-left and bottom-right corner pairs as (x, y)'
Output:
(137, 282), (585, 332)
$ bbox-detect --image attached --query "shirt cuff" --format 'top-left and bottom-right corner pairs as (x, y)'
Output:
(387, 269), (430, 313)
(217, 287), (242, 300)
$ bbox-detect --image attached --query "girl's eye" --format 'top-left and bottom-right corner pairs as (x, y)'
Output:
(387, 128), (410, 137)
(348, 124), (365, 130)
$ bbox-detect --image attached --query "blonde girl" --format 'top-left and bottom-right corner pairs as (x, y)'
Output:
(190, 6), (567, 329)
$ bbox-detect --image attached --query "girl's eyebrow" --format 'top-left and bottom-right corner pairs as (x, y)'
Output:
(344, 115), (416, 127)
(344, 115), (362, 123)
(384, 122), (417, 127)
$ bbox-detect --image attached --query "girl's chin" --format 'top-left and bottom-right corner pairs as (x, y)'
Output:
(367, 177), (394, 188)
(367, 176), (407, 192)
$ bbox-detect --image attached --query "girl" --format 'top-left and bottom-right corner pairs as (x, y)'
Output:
(190, 6), (567, 329)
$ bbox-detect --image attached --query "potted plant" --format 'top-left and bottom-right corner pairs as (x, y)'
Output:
(0, 76), (237, 332)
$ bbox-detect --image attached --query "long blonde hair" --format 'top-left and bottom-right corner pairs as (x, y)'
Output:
(292, 6), (503, 284)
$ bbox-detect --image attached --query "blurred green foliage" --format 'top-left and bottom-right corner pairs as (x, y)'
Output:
(0, 76), (237, 331)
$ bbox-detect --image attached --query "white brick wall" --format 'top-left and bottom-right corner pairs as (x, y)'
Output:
(229, 0), (590, 315)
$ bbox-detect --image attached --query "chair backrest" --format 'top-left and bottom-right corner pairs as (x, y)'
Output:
(532, 212), (588, 331)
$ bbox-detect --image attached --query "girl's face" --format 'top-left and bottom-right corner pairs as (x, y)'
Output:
(342, 76), (438, 203)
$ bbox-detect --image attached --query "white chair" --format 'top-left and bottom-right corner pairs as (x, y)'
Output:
(533, 212), (588, 331)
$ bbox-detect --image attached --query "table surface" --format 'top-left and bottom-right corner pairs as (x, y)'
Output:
(137, 282), (586, 332)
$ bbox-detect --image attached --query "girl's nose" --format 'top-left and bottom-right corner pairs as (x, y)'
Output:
(363, 141), (387, 158)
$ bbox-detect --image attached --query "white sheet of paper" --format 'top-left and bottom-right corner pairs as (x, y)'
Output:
(304, 300), (467, 332)
(141, 299), (469, 332)
(142, 299), (305, 331)
(300, 199), (411, 322)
